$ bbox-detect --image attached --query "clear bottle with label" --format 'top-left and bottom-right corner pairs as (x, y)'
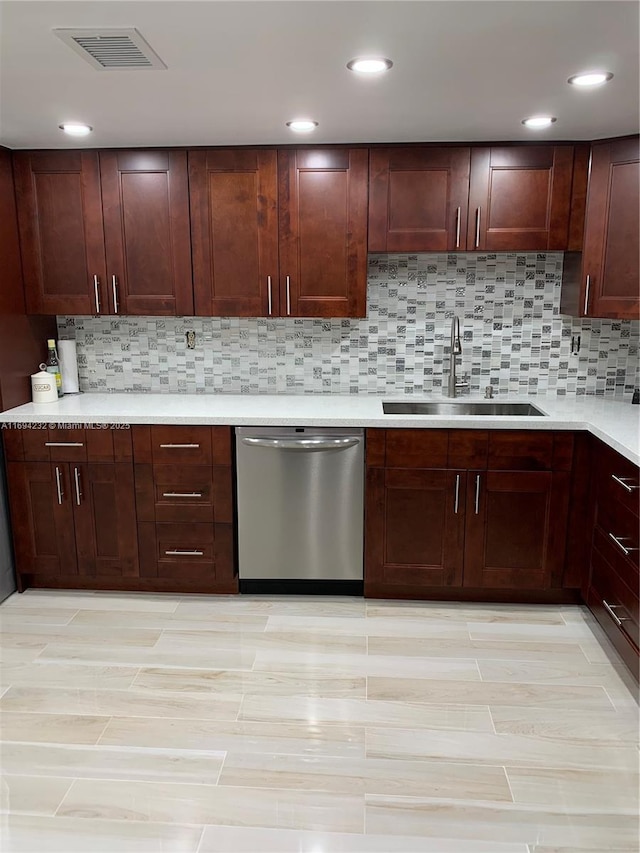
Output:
(45, 339), (63, 398)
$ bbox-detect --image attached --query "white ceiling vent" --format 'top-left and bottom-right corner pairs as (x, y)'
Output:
(54, 28), (166, 70)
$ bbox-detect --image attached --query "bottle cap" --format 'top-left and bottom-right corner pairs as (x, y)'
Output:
(47, 339), (56, 347)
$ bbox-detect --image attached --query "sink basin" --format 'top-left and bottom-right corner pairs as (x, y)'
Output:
(382, 402), (546, 416)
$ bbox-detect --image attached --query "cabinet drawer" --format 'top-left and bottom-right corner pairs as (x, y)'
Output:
(592, 525), (639, 594)
(138, 522), (233, 581)
(4, 427), (132, 463)
(589, 545), (639, 648)
(595, 497), (639, 572)
(22, 428), (88, 462)
(149, 427), (213, 466)
(132, 426), (232, 467)
(135, 464), (233, 524)
(596, 448), (640, 519)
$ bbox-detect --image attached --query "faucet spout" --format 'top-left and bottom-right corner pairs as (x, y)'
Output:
(446, 315), (468, 398)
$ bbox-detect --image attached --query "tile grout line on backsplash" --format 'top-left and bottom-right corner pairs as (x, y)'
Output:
(58, 253), (640, 397)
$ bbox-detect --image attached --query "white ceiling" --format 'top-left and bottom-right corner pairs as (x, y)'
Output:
(0, 0), (638, 149)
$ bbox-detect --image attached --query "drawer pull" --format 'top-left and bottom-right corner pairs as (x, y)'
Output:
(165, 549), (204, 556)
(608, 533), (638, 557)
(45, 442), (84, 447)
(611, 474), (639, 493)
(162, 492), (203, 499)
(159, 444), (200, 449)
(602, 599), (631, 627)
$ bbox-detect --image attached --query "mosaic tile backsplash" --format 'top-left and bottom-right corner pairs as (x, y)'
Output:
(58, 253), (639, 397)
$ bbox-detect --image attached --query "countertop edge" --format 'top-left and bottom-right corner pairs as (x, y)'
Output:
(0, 395), (638, 466)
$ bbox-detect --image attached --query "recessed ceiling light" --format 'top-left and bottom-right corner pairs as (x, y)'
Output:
(568, 71), (614, 87)
(286, 120), (319, 132)
(347, 57), (393, 74)
(59, 122), (93, 136)
(521, 116), (557, 129)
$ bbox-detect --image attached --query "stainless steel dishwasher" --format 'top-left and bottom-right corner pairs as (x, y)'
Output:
(235, 426), (364, 594)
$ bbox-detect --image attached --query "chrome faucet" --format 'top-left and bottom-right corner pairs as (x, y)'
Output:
(446, 316), (469, 398)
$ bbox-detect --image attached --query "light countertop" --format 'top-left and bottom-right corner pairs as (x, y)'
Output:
(1, 393), (638, 466)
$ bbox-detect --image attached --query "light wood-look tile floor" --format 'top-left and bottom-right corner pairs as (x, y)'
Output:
(0, 590), (637, 852)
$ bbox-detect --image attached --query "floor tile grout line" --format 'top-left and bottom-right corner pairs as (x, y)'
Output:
(486, 704), (498, 735)
(52, 775), (79, 817)
(214, 751), (227, 786)
(474, 659), (483, 681)
(193, 824), (207, 853)
(93, 715), (115, 746)
(502, 764), (516, 804)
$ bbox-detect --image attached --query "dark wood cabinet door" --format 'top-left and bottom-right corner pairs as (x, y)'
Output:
(190, 149), (279, 317)
(6, 462), (77, 578)
(100, 150), (193, 316)
(13, 151), (107, 315)
(369, 147), (471, 251)
(468, 146), (574, 251)
(464, 470), (569, 590)
(73, 463), (138, 578)
(278, 148), (368, 317)
(584, 137), (639, 319)
(366, 467), (465, 589)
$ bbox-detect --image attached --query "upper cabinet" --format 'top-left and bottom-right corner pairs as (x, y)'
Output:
(368, 147), (471, 252)
(467, 146), (575, 251)
(14, 149), (192, 316)
(11, 139), (635, 319)
(368, 145), (577, 253)
(562, 137), (639, 320)
(189, 149), (279, 317)
(278, 148), (368, 318)
(190, 147), (368, 318)
(100, 150), (193, 316)
(14, 151), (107, 315)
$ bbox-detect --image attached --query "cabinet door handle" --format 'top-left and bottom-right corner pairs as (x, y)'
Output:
(608, 533), (637, 556)
(474, 474), (481, 514)
(611, 474), (638, 493)
(55, 466), (64, 505)
(45, 442), (84, 448)
(286, 276), (291, 315)
(112, 275), (119, 314)
(267, 276), (273, 316)
(93, 275), (101, 314)
(74, 467), (82, 506)
(455, 207), (461, 249)
(159, 443), (200, 449)
(583, 275), (591, 316)
(165, 549), (204, 557)
(454, 474), (460, 514)
(162, 492), (203, 499)
(475, 207), (481, 248)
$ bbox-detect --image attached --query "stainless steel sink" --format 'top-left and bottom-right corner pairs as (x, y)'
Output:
(382, 402), (546, 416)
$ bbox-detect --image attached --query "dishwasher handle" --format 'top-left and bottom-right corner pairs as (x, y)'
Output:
(241, 437), (360, 452)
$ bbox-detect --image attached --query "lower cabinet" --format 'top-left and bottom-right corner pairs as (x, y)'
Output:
(586, 440), (639, 678)
(6, 460), (138, 584)
(463, 469), (569, 590)
(132, 425), (236, 593)
(365, 429), (572, 599)
(366, 467), (464, 588)
(3, 424), (237, 594)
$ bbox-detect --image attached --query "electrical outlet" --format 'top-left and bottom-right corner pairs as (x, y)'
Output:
(185, 330), (196, 350)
